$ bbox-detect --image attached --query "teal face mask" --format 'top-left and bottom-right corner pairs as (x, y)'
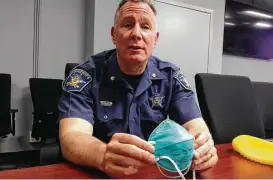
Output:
(148, 119), (195, 179)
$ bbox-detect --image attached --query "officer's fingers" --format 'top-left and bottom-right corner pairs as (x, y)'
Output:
(192, 153), (218, 171)
(112, 133), (155, 153)
(104, 151), (147, 168)
(194, 138), (214, 159)
(193, 146), (217, 165)
(194, 132), (211, 149)
(108, 142), (156, 164)
(105, 163), (138, 177)
(194, 139), (214, 159)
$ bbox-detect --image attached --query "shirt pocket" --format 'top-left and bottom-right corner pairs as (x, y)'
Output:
(97, 101), (124, 123)
(139, 102), (167, 140)
(97, 85), (124, 123)
(95, 101), (125, 141)
(139, 101), (167, 123)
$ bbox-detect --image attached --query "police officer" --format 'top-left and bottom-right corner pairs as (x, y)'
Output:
(58, 0), (218, 177)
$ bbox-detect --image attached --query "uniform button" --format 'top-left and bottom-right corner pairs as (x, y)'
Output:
(104, 115), (108, 120)
(110, 76), (115, 81)
(152, 73), (157, 78)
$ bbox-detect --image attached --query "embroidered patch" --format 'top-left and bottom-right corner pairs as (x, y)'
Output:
(173, 71), (191, 90)
(63, 69), (92, 92)
(149, 93), (165, 108)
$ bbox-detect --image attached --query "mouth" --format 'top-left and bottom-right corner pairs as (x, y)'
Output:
(128, 46), (143, 50)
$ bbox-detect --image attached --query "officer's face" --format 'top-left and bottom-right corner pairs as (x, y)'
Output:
(111, 2), (159, 64)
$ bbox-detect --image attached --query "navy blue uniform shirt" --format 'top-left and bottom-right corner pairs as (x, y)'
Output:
(58, 49), (201, 143)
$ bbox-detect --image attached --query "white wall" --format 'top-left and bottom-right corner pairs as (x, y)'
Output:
(85, 0), (95, 59)
(38, 0), (86, 79)
(92, 0), (120, 55)
(223, 54), (273, 83)
(88, 0), (225, 74)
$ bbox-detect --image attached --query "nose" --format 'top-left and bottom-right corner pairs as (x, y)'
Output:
(130, 24), (142, 41)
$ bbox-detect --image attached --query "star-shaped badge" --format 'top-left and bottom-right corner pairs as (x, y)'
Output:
(149, 93), (165, 108)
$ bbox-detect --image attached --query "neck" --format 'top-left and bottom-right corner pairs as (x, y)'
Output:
(117, 57), (148, 75)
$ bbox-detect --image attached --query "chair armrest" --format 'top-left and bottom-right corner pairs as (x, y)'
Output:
(33, 111), (55, 116)
(10, 109), (18, 136)
(40, 143), (63, 165)
(10, 109), (18, 113)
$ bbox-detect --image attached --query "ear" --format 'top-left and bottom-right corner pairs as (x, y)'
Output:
(111, 26), (116, 45)
(154, 32), (159, 47)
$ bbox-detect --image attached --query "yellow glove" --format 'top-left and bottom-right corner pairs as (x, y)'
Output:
(232, 135), (273, 166)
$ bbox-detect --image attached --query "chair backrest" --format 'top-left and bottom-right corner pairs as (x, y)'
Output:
(195, 73), (266, 144)
(29, 78), (63, 139)
(252, 81), (273, 138)
(65, 63), (79, 78)
(30, 78), (63, 113)
(0, 73), (12, 136)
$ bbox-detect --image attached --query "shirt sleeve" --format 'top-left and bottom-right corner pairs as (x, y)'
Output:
(58, 68), (95, 125)
(168, 71), (202, 125)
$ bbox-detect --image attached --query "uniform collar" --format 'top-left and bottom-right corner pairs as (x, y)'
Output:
(146, 57), (167, 80)
(133, 58), (167, 96)
(105, 51), (123, 82)
(105, 50), (167, 96)
(106, 52), (167, 81)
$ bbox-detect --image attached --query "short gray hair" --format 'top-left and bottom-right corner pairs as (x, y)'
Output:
(114, 0), (157, 24)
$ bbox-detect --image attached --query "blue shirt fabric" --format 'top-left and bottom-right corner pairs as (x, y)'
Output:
(58, 49), (202, 143)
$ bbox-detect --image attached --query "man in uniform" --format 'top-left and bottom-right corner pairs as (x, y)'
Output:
(58, 0), (218, 177)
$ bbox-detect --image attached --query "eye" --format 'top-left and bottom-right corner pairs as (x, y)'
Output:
(142, 25), (150, 30)
(123, 23), (132, 28)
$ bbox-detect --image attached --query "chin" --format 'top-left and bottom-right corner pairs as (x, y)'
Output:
(127, 55), (148, 63)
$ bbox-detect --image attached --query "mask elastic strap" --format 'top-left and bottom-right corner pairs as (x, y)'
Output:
(156, 156), (194, 180)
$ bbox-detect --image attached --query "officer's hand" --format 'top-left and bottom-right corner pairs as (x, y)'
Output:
(102, 133), (156, 177)
(191, 132), (218, 170)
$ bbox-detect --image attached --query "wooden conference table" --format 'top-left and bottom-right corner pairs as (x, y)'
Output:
(0, 143), (272, 179)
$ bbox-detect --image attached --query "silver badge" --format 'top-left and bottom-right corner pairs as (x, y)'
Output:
(100, 101), (113, 107)
(150, 93), (165, 108)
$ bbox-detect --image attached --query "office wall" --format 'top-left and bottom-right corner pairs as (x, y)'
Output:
(91, 0), (120, 55)
(222, 55), (273, 83)
(85, 0), (95, 59)
(0, 0), (85, 137)
(86, 0), (225, 74)
(38, 0), (86, 79)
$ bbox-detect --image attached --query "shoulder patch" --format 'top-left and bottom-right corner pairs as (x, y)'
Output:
(63, 69), (92, 92)
(173, 71), (191, 90)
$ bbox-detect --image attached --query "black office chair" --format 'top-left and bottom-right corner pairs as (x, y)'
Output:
(0, 73), (18, 138)
(65, 63), (79, 78)
(29, 78), (63, 141)
(252, 81), (273, 138)
(195, 73), (266, 144)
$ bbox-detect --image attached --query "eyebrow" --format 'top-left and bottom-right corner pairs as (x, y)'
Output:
(121, 16), (135, 21)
